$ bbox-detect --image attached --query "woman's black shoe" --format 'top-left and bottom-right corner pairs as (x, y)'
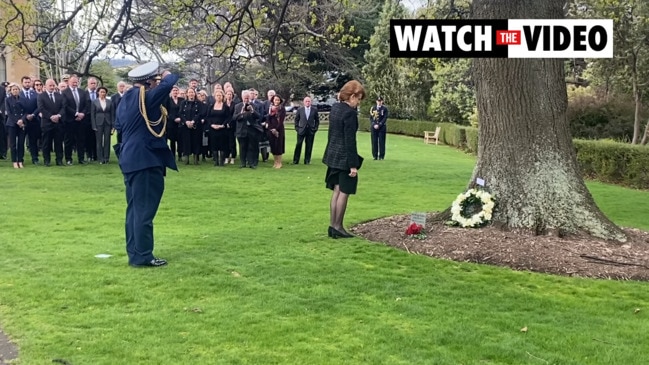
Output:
(330, 227), (353, 239)
(339, 229), (354, 238)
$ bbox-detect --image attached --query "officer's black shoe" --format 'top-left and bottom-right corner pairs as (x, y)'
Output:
(130, 258), (168, 268)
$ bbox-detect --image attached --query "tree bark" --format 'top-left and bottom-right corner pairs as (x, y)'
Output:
(641, 119), (649, 145)
(631, 53), (642, 145)
(471, 0), (626, 241)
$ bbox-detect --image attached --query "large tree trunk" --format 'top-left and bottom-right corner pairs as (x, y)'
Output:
(471, 0), (626, 242)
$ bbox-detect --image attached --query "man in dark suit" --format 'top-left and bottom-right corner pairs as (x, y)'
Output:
(249, 88), (269, 162)
(20, 76), (41, 165)
(0, 81), (8, 159)
(61, 75), (91, 165)
(37, 79), (66, 166)
(234, 90), (262, 168)
(292, 96), (320, 164)
(370, 96), (388, 160)
(85, 77), (100, 162)
(115, 62), (179, 267)
(112, 81), (126, 143)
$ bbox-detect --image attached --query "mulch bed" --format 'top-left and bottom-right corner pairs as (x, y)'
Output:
(352, 213), (649, 281)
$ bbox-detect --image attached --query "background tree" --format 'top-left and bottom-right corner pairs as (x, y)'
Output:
(88, 60), (118, 93)
(427, 58), (474, 124)
(468, 0), (626, 241)
(0, 0), (371, 89)
(568, 0), (649, 144)
(362, 0), (410, 118)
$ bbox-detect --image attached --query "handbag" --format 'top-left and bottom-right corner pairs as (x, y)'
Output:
(357, 154), (364, 169)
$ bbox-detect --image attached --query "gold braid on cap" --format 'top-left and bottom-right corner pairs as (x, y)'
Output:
(138, 85), (167, 138)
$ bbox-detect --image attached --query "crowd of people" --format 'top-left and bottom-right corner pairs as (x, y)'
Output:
(0, 75), (329, 169)
(3, 65), (379, 265)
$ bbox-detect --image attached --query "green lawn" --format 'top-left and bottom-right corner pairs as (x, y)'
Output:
(1, 131), (648, 365)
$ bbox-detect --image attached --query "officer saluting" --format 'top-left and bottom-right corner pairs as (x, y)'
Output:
(115, 61), (179, 267)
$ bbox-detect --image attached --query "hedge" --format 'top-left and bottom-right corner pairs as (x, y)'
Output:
(574, 140), (649, 189)
(358, 118), (649, 189)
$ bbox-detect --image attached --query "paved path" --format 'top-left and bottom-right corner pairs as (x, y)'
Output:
(0, 328), (18, 365)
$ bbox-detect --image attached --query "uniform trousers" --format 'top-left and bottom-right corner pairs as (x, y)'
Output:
(371, 128), (386, 159)
(124, 167), (165, 266)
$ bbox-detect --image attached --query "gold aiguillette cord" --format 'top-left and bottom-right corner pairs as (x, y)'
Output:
(139, 85), (168, 138)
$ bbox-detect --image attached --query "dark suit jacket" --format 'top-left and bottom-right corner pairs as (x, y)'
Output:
(91, 98), (114, 130)
(20, 88), (39, 124)
(115, 74), (180, 174)
(233, 102), (262, 138)
(166, 97), (184, 122)
(4, 96), (26, 127)
(178, 99), (206, 130)
(111, 92), (124, 113)
(61, 87), (91, 123)
(252, 99), (265, 121)
(37, 91), (66, 131)
(295, 106), (319, 135)
(322, 102), (360, 170)
(0, 86), (6, 121)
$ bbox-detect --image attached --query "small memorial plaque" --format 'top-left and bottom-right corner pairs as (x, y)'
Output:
(410, 212), (427, 228)
(476, 177), (485, 187)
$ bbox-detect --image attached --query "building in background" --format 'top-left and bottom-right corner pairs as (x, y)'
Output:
(1, 45), (40, 84)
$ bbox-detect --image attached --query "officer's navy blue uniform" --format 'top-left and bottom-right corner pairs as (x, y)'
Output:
(370, 104), (388, 160)
(115, 73), (179, 266)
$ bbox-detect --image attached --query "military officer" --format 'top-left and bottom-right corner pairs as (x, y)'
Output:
(115, 62), (179, 267)
(370, 96), (388, 160)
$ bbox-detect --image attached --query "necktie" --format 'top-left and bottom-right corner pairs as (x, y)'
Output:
(91, 91), (96, 101)
(25, 91), (30, 100)
(305, 108), (310, 120)
(73, 89), (79, 111)
(50, 93), (55, 103)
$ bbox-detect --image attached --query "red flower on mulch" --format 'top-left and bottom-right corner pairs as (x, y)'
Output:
(406, 223), (423, 236)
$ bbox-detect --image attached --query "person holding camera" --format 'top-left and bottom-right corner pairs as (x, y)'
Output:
(233, 90), (262, 169)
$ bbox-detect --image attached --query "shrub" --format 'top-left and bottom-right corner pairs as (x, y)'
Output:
(574, 140), (649, 189)
(357, 118), (649, 189)
(567, 86), (639, 141)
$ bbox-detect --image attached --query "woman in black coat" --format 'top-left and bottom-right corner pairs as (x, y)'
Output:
(204, 90), (230, 166)
(266, 95), (286, 168)
(166, 86), (184, 161)
(322, 80), (366, 239)
(178, 88), (206, 165)
(4, 84), (27, 168)
(224, 89), (237, 164)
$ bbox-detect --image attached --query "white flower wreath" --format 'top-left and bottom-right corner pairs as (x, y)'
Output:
(450, 188), (496, 228)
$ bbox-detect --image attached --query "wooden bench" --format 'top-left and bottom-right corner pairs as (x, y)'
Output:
(424, 127), (441, 145)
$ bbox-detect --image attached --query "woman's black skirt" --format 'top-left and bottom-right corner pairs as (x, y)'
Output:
(325, 167), (358, 195)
